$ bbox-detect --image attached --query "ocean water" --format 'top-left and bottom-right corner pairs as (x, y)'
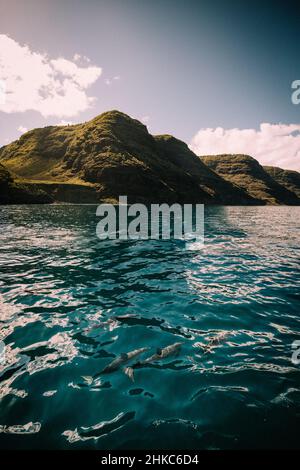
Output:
(0, 205), (299, 450)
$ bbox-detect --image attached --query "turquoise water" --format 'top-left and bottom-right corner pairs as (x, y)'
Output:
(0, 205), (299, 449)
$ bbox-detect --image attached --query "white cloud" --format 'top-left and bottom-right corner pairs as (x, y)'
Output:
(73, 54), (91, 63)
(190, 123), (300, 171)
(0, 79), (6, 105)
(50, 58), (100, 88)
(17, 125), (28, 133)
(0, 35), (102, 118)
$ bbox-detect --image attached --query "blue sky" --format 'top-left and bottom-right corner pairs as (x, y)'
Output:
(1, 0), (300, 169)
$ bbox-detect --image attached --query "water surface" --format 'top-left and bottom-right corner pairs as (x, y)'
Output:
(0, 205), (299, 449)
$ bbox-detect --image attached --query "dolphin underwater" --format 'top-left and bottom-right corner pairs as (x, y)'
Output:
(202, 331), (230, 354)
(82, 343), (183, 384)
(84, 318), (119, 334)
(124, 342), (183, 381)
(142, 342), (183, 363)
(100, 347), (149, 374)
(84, 314), (137, 334)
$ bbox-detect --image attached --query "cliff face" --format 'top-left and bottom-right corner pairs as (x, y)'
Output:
(154, 135), (261, 204)
(0, 111), (299, 205)
(201, 154), (300, 205)
(264, 166), (300, 199)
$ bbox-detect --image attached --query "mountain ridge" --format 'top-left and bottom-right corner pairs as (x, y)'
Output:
(264, 166), (300, 199)
(201, 154), (300, 205)
(0, 110), (299, 205)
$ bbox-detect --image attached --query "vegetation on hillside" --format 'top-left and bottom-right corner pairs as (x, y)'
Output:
(202, 154), (300, 205)
(264, 166), (300, 199)
(1, 111), (300, 205)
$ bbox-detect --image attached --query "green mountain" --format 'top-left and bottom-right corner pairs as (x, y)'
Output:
(264, 166), (300, 199)
(0, 111), (299, 205)
(0, 111), (257, 205)
(154, 135), (259, 204)
(201, 154), (300, 205)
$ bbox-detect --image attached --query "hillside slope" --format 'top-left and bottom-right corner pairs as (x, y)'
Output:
(201, 154), (300, 205)
(154, 135), (260, 204)
(264, 166), (300, 199)
(1, 112), (299, 205)
(0, 111), (256, 204)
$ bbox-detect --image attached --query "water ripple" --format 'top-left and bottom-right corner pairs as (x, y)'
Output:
(0, 205), (299, 449)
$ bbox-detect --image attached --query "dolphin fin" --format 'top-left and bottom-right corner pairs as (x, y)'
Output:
(81, 376), (93, 386)
(124, 367), (135, 382)
(156, 348), (162, 356)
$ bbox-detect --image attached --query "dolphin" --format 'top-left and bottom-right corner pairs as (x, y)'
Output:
(100, 347), (149, 374)
(202, 331), (230, 354)
(143, 342), (183, 363)
(84, 318), (119, 334)
(124, 342), (183, 381)
(84, 314), (137, 334)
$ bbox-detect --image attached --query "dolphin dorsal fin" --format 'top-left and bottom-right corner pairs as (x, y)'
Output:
(121, 353), (128, 360)
(81, 376), (93, 386)
(123, 367), (135, 382)
(156, 348), (162, 355)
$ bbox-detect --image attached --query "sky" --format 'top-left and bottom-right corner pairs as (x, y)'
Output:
(0, 0), (300, 170)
